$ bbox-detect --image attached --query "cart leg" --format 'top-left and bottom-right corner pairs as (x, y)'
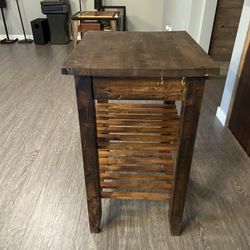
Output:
(169, 78), (205, 235)
(75, 75), (102, 233)
(111, 20), (117, 31)
(72, 20), (79, 48)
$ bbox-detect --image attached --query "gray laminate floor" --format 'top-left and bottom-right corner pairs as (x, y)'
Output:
(0, 43), (250, 250)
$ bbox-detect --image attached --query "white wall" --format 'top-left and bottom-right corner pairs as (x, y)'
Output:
(0, 0), (217, 45)
(0, 0), (166, 37)
(163, 0), (217, 52)
(188, 0), (205, 40)
(104, 0), (165, 31)
(163, 0), (192, 31)
(0, 0), (87, 37)
(198, 0), (218, 52)
(216, 0), (250, 126)
(188, 0), (217, 52)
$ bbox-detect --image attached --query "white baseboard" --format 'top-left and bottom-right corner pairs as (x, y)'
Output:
(0, 34), (81, 41)
(216, 106), (227, 126)
(0, 34), (34, 40)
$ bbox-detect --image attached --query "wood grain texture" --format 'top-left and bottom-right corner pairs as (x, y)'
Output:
(100, 182), (172, 191)
(62, 31), (219, 77)
(100, 173), (173, 181)
(1, 44), (250, 249)
(96, 102), (177, 202)
(75, 76), (102, 233)
(169, 78), (205, 235)
(99, 158), (174, 166)
(78, 23), (102, 31)
(209, 0), (243, 61)
(93, 77), (187, 100)
(101, 192), (170, 201)
(229, 30), (250, 156)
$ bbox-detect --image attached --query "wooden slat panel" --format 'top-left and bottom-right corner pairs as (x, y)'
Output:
(98, 150), (173, 158)
(98, 142), (177, 151)
(98, 134), (178, 142)
(96, 109), (178, 115)
(101, 191), (170, 200)
(97, 127), (179, 134)
(93, 78), (186, 100)
(99, 165), (173, 173)
(99, 157), (174, 166)
(100, 173), (173, 181)
(96, 119), (180, 127)
(96, 103), (176, 109)
(96, 114), (178, 120)
(101, 182), (172, 190)
(96, 101), (178, 201)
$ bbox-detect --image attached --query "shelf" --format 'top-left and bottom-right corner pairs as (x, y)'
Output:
(96, 102), (180, 201)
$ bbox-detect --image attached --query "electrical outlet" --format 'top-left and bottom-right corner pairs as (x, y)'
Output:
(165, 25), (172, 31)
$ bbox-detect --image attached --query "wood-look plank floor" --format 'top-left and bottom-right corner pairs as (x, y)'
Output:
(0, 44), (250, 250)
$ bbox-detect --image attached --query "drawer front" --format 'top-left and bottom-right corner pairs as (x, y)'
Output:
(92, 77), (187, 100)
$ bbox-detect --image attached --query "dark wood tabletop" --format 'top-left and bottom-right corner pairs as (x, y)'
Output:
(62, 31), (219, 78)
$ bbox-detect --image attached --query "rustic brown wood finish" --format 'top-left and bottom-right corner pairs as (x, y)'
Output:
(74, 75), (102, 233)
(63, 32), (219, 77)
(62, 31), (219, 235)
(209, 0), (244, 75)
(209, 0), (244, 61)
(229, 30), (250, 156)
(93, 78), (187, 100)
(169, 78), (206, 235)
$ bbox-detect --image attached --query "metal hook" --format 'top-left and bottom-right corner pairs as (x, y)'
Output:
(181, 76), (186, 86)
(161, 77), (164, 85)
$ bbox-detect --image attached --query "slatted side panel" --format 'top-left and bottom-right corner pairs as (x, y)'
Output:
(96, 103), (180, 201)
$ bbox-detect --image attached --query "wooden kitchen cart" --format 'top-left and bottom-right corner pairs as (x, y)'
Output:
(62, 31), (219, 235)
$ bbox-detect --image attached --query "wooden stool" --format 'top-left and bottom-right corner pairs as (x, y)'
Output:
(62, 31), (219, 235)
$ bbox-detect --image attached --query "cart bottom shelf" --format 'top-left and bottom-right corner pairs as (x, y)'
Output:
(96, 102), (180, 201)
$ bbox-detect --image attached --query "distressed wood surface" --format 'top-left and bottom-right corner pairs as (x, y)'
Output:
(1, 44), (250, 249)
(169, 78), (206, 235)
(93, 77), (186, 100)
(209, 0), (244, 61)
(101, 192), (170, 201)
(100, 182), (172, 191)
(95, 102), (178, 203)
(62, 31), (219, 77)
(229, 27), (250, 156)
(75, 76), (102, 233)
